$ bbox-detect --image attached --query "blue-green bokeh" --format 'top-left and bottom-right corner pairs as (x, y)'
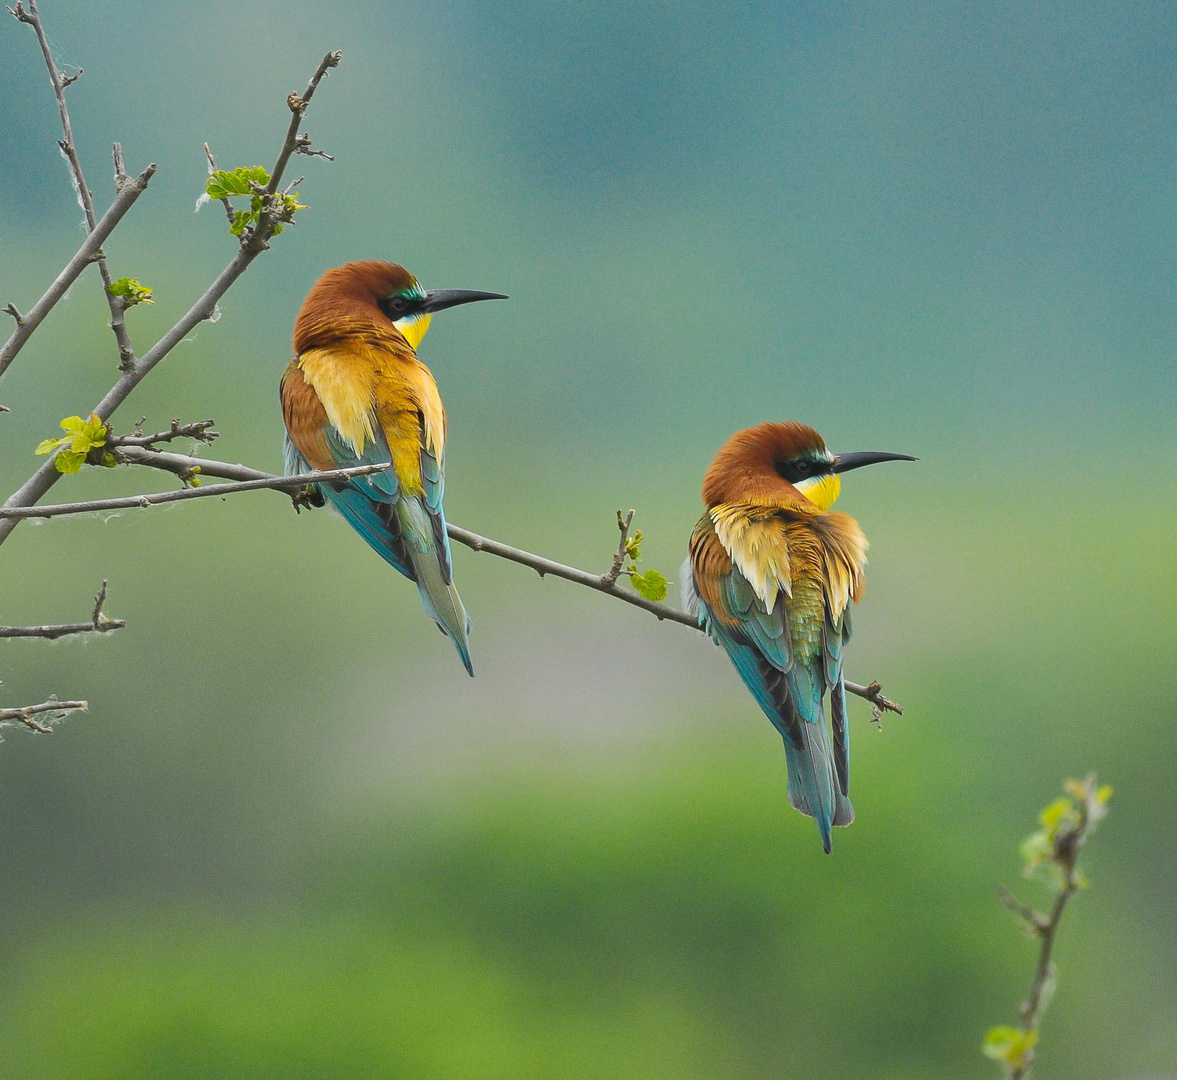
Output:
(1, 2), (1175, 1077)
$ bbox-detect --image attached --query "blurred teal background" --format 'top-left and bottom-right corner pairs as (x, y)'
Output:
(2, 2), (1175, 1077)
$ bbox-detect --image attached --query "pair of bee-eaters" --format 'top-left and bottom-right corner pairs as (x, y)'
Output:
(281, 261), (913, 851)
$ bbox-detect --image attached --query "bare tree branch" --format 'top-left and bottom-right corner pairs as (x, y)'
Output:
(0, 463), (390, 519)
(601, 509), (635, 587)
(267, 53), (341, 195)
(0, 49), (343, 549)
(0, 580), (125, 639)
(11, 448), (903, 714)
(0, 696), (87, 733)
(112, 141), (129, 190)
(0, 163), (155, 381)
(10, 0), (143, 370)
(107, 418), (219, 450)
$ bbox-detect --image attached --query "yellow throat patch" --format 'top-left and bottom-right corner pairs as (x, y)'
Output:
(795, 472), (841, 511)
(395, 313), (432, 352)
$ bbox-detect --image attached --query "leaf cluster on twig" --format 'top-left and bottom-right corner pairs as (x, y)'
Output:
(983, 775), (1112, 1079)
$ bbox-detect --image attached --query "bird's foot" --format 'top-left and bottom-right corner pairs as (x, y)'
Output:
(291, 485), (326, 513)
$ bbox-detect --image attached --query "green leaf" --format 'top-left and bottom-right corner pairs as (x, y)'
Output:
(54, 449), (86, 475)
(108, 277), (154, 306)
(34, 437), (69, 456)
(630, 568), (668, 602)
(205, 165), (270, 200)
(35, 414), (108, 472)
(229, 210), (252, 237)
(1039, 797), (1074, 834)
(982, 1025), (1037, 1070)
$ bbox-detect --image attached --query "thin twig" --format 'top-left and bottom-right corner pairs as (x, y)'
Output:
(0, 51), (342, 549)
(0, 619), (126, 639)
(0, 581), (126, 639)
(601, 509), (635, 586)
(0, 696), (87, 733)
(11, 0), (141, 370)
(107, 418), (218, 449)
(112, 142), (129, 190)
(19, 448), (901, 713)
(202, 143), (236, 226)
(0, 463), (390, 519)
(267, 53), (341, 195)
(993, 775), (1109, 1079)
(0, 164), (155, 380)
(997, 886), (1050, 935)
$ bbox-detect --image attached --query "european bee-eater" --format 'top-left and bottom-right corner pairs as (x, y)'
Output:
(281, 260), (506, 675)
(683, 422), (914, 852)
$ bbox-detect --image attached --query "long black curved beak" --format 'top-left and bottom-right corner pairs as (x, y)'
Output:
(422, 289), (509, 313)
(832, 450), (918, 473)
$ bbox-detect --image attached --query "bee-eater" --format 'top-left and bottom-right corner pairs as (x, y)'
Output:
(684, 422), (914, 852)
(281, 261), (506, 675)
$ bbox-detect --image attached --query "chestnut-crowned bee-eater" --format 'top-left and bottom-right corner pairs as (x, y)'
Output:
(683, 422), (914, 852)
(281, 261), (506, 675)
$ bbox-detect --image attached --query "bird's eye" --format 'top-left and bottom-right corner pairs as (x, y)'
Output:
(795, 459), (812, 476)
(389, 296), (408, 313)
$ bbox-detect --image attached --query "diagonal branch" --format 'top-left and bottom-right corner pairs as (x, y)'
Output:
(10, 448), (903, 715)
(0, 163), (155, 381)
(10, 0), (141, 370)
(267, 52), (341, 195)
(0, 49), (342, 550)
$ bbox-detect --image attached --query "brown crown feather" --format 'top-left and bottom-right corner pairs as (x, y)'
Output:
(702, 421), (828, 507)
(293, 261), (416, 353)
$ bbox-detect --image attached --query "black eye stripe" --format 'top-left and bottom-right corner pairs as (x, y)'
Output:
(774, 456), (829, 485)
(378, 293), (419, 321)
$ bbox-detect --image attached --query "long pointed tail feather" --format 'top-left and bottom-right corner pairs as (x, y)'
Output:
(398, 498), (474, 676)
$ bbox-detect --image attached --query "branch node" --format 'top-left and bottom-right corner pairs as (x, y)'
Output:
(3, 303), (24, 325)
(601, 508), (636, 586)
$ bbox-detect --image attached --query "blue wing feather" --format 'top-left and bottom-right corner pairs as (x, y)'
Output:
(689, 540), (852, 852)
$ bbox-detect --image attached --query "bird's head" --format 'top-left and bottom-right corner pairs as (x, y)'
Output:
(703, 421), (916, 510)
(294, 261), (507, 353)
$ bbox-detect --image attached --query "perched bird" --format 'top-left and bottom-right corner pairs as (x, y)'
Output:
(683, 422), (913, 852)
(281, 261), (506, 675)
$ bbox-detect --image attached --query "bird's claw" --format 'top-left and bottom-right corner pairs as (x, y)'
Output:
(291, 485), (325, 513)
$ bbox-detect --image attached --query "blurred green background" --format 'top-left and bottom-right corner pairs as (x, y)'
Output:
(2, 2), (1175, 1077)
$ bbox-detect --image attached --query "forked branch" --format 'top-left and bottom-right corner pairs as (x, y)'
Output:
(0, 696), (88, 734)
(0, 580), (125, 640)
